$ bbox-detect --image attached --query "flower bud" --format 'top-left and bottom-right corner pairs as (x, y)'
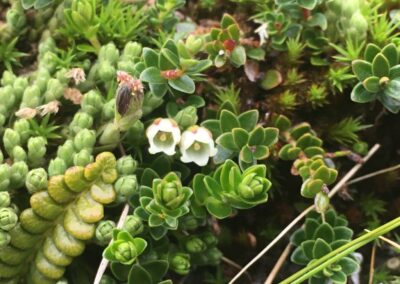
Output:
(25, 168), (48, 194)
(99, 43), (120, 64)
(114, 241), (138, 264)
(146, 118), (181, 156)
(123, 215), (143, 236)
(0, 192), (10, 208)
(207, 247), (222, 264)
(0, 208), (18, 231)
(98, 61), (116, 82)
(173, 106), (198, 129)
(95, 220), (116, 245)
(10, 161), (29, 188)
(57, 140), (75, 166)
(117, 61), (136, 75)
(21, 84), (42, 108)
(74, 129), (96, 152)
(0, 231), (10, 247)
(27, 137), (47, 166)
(102, 99), (116, 121)
(353, 141), (368, 155)
(98, 123), (120, 147)
(170, 253), (190, 275)
(0, 165), (11, 192)
(13, 119), (31, 144)
(185, 237), (207, 253)
(180, 215), (200, 231)
(12, 146), (27, 162)
(48, 158), (67, 176)
(117, 156), (137, 175)
(1, 71), (16, 86)
(69, 112), (94, 136)
(121, 42), (142, 60)
(3, 128), (21, 156)
(201, 232), (218, 247)
(73, 149), (94, 167)
(314, 192), (330, 213)
(115, 175), (138, 200)
(44, 78), (64, 102)
(154, 172), (191, 210)
(81, 90), (104, 116)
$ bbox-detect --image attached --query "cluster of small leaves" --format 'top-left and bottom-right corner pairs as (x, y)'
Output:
(351, 43), (400, 113)
(0, 192), (18, 248)
(202, 109), (279, 169)
(0, 152), (118, 283)
(193, 159), (272, 219)
(290, 210), (359, 284)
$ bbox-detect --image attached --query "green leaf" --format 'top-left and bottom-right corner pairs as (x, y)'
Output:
(290, 229), (306, 247)
(77, 44), (97, 53)
(338, 257), (359, 275)
(313, 223), (334, 243)
(350, 82), (376, 103)
(205, 197), (232, 219)
(163, 40), (179, 56)
(128, 264), (152, 284)
(238, 110), (259, 131)
(362, 76), (380, 93)
(221, 14), (237, 29)
(352, 60), (372, 81)
(381, 44), (398, 67)
(372, 53), (390, 77)
(159, 49), (180, 70)
(291, 247), (309, 265)
(364, 43), (381, 62)
(230, 46), (246, 67)
(248, 126), (265, 146)
(330, 270), (347, 283)
(232, 128), (249, 148)
(141, 168), (160, 187)
(333, 226), (353, 240)
(227, 25), (240, 41)
(143, 48), (159, 68)
(149, 83), (168, 98)
(141, 260), (169, 283)
(263, 128), (279, 147)
(312, 238), (332, 259)
(204, 176), (223, 196)
(305, 218), (320, 239)
(301, 240), (315, 260)
(168, 75), (195, 94)
(307, 13), (327, 30)
(21, 0), (35, 9)
(149, 214), (164, 227)
(260, 69), (282, 90)
(247, 48), (265, 61)
(110, 263), (130, 281)
(140, 67), (166, 84)
(384, 78), (400, 99)
(389, 65), (400, 79)
(298, 0), (317, 9)
(252, 145), (269, 160)
(201, 119), (221, 139)
(193, 174), (209, 204)
(220, 110), (240, 132)
(239, 145), (254, 164)
(216, 132), (238, 151)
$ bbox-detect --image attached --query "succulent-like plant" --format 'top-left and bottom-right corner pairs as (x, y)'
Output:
(351, 43), (400, 113)
(193, 159), (272, 219)
(290, 210), (359, 284)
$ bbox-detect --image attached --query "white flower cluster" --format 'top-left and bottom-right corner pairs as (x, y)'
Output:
(146, 118), (217, 166)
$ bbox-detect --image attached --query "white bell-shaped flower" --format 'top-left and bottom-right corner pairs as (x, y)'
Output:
(146, 118), (181, 156)
(180, 126), (217, 166)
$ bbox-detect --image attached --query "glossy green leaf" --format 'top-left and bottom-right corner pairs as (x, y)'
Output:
(364, 43), (381, 62)
(381, 44), (398, 67)
(205, 197), (232, 219)
(230, 46), (246, 67)
(232, 128), (249, 148)
(313, 223), (334, 243)
(352, 60), (372, 81)
(143, 48), (159, 68)
(238, 110), (259, 132)
(362, 76), (380, 93)
(312, 238), (332, 259)
(372, 53), (390, 77)
(168, 75), (195, 94)
(220, 110), (240, 132)
(350, 82), (376, 103)
(128, 264), (152, 284)
(140, 67), (166, 84)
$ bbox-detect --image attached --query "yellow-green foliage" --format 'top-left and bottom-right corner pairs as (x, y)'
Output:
(0, 152), (118, 283)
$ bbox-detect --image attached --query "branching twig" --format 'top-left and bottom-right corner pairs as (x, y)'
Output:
(228, 144), (381, 284)
(264, 243), (292, 284)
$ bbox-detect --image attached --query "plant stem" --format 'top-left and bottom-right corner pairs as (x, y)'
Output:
(228, 144), (380, 284)
(88, 35), (101, 53)
(280, 216), (400, 284)
(346, 163), (400, 186)
(264, 243), (292, 284)
(369, 243), (376, 284)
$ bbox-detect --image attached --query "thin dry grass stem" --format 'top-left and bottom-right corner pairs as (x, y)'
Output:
(264, 243), (292, 284)
(365, 229), (400, 250)
(346, 163), (400, 186)
(228, 144), (381, 284)
(369, 243), (377, 284)
(222, 256), (252, 282)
